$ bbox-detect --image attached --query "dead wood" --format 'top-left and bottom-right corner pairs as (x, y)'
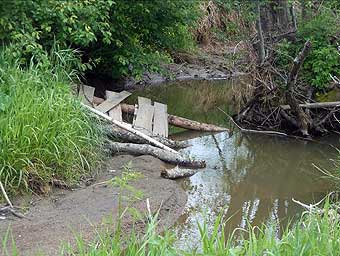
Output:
(161, 166), (198, 179)
(0, 180), (13, 208)
(218, 107), (288, 136)
(92, 98), (228, 132)
(281, 101), (340, 110)
(120, 103), (228, 132)
(81, 103), (178, 154)
(0, 205), (26, 219)
(285, 40), (312, 136)
(104, 125), (190, 149)
(107, 142), (206, 168)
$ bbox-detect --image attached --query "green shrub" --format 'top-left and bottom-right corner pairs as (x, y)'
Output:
(0, 47), (102, 195)
(0, 0), (199, 80)
(277, 8), (340, 90)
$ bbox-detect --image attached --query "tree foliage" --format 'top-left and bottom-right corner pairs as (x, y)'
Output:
(0, 0), (199, 79)
(277, 5), (340, 90)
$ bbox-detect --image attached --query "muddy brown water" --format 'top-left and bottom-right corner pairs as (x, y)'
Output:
(135, 79), (339, 248)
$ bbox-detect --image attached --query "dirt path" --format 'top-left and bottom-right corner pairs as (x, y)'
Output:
(0, 155), (187, 255)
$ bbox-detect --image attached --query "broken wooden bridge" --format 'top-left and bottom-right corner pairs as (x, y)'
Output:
(78, 84), (228, 173)
(79, 85), (227, 137)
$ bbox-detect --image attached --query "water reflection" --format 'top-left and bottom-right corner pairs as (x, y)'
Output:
(174, 131), (335, 248)
(134, 79), (337, 248)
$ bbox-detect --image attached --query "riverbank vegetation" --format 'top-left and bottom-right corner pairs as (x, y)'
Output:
(0, 0), (199, 80)
(63, 205), (340, 255)
(0, 47), (102, 195)
(0, 0), (201, 195)
(0, 0), (340, 254)
(3, 208), (340, 255)
(229, 0), (340, 136)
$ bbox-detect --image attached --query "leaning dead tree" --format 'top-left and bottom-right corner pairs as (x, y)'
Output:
(284, 40), (312, 136)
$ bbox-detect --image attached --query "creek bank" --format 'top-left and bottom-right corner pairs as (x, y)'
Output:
(85, 47), (246, 94)
(122, 62), (245, 90)
(0, 155), (187, 256)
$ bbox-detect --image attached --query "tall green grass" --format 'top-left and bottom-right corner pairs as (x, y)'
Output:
(59, 206), (340, 256)
(0, 47), (102, 195)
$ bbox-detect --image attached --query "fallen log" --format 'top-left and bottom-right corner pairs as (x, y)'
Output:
(107, 142), (206, 168)
(281, 101), (340, 110)
(92, 97), (227, 132)
(103, 125), (191, 149)
(120, 104), (228, 132)
(81, 103), (178, 154)
(161, 166), (199, 179)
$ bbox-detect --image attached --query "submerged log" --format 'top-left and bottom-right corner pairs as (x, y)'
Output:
(104, 126), (190, 149)
(107, 142), (206, 168)
(120, 104), (228, 132)
(161, 166), (198, 179)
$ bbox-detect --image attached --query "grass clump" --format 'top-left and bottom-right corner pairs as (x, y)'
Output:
(57, 205), (340, 256)
(0, 47), (103, 195)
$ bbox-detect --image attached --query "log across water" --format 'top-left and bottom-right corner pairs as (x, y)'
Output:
(120, 103), (228, 132)
(93, 97), (227, 132)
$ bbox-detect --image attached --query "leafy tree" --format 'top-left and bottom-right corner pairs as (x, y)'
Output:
(0, 0), (199, 79)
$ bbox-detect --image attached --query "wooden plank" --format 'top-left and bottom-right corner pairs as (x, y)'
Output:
(106, 91), (122, 121)
(79, 85), (95, 106)
(153, 102), (168, 137)
(133, 97), (154, 135)
(95, 91), (131, 113)
(81, 103), (178, 154)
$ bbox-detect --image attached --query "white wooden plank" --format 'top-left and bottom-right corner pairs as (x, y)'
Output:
(79, 85), (95, 106)
(153, 102), (168, 137)
(133, 97), (154, 135)
(106, 90), (122, 121)
(95, 90), (131, 113)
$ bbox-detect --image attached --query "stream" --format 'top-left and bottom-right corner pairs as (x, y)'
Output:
(133, 79), (339, 248)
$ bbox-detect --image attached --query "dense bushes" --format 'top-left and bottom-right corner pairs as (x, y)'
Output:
(0, 47), (102, 194)
(0, 0), (199, 80)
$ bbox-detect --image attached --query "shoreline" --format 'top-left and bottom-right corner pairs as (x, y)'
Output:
(0, 155), (187, 255)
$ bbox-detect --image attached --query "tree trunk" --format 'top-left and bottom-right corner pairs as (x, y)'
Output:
(255, 0), (265, 65)
(281, 101), (340, 110)
(290, 4), (297, 31)
(93, 97), (228, 132)
(278, 0), (289, 31)
(120, 104), (228, 132)
(161, 166), (198, 179)
(104, 125), (190, 149)
(259, 0), (291, 35)
(285, 40), (312, 136)
(107, 142), (206, 168)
